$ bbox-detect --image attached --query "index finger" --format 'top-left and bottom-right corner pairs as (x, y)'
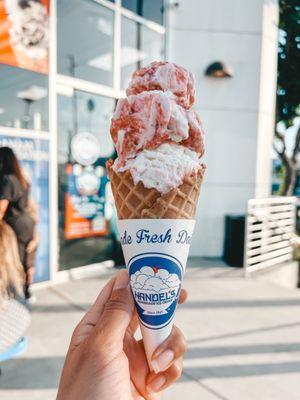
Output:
(151, 325), (187, 373)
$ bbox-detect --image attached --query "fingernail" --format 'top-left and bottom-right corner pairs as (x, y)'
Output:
(114, 270), (129, 290)
(147, 375), (166, 394)
(151, 349), (174, 373)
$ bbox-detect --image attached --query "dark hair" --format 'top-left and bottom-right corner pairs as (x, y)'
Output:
(0, 147), (29, 190)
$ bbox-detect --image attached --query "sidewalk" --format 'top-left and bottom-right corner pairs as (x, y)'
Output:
(1, 261), (300, 399)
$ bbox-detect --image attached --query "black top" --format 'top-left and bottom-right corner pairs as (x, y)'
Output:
(0, 174), (34, 244)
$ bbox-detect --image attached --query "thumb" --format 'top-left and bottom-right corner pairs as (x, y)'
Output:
(96, 270), (135, 346)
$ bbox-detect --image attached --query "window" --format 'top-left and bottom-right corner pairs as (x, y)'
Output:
(58, 90), (115, 162)
(121, 17), (165, 89)
(0, 0), (167, 278)
(58, 0), (114, 87)
(0, 65), (48, 131)
(56, 0), (166, 272)
(57, 90), (115, 270)
(122, 0), (164, 25)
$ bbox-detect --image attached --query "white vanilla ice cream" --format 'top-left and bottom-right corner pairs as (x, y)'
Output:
(116, 143), (201, 194)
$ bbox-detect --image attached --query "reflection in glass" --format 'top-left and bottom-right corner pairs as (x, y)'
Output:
(58, 90), (116, 270)
(122, 0), (164, 25)
(58, 0), (114, 87)
(121, 17), (165, 89)
(0, 65), (48, 130)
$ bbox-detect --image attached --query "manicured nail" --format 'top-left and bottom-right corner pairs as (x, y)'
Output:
(151, 349), (174, 373)
(114, 270), (129, 290)
(147, 375), (166, 394)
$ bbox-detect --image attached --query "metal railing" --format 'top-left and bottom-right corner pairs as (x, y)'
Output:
(244, 196), (297, 275)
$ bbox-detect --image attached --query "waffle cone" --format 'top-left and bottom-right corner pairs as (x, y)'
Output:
(107, 160), (206, 220)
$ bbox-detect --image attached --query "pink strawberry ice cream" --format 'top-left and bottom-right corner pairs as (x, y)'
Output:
(126, 61), (195, 109)
(110, 62), (205, 194)
(111, 90), (204, 168)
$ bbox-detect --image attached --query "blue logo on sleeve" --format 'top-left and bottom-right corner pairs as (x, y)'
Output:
(128, 253), (183, 330)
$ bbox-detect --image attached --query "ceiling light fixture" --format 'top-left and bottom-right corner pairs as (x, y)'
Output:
(17, 85), (48, 101)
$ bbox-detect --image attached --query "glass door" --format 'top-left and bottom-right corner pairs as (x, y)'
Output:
(57, 89), (116, 270)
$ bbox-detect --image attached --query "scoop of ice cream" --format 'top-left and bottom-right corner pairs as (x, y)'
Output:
(126, 61), (195, 109)
(116, 143), (201, 194)
(110, 61), (205, 194)
(182, 108), (205, 156)
(111, 90), (204, 168)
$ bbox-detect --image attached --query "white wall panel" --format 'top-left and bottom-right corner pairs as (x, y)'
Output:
(168, 0), (279, 256)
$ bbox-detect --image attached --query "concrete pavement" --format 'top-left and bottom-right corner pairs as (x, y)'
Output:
(1, 261), (300, 399)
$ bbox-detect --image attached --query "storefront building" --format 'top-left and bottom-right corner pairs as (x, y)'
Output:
(0, 0), (166, 283)
(0, 0), (279, 282)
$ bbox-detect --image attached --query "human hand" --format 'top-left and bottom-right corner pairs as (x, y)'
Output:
(56, 270), (187, 400)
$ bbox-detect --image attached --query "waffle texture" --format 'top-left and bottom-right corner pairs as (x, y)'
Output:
(107, 159), (205, 220)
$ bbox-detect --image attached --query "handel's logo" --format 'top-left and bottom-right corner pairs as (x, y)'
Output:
(128, 253), (183, 329)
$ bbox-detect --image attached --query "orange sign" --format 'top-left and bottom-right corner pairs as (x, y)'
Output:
(65, 193), (108, 240)
(0, 0), (49, 74)
(64, 163), (109, 240)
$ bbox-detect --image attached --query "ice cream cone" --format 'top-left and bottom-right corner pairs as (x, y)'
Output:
(107, 61), (206, 368)
(106, 159), (206, 220)
(107, 160), (206, 366)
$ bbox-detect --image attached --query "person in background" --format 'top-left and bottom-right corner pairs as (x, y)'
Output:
(0, 220), (24, 299)
(0, 221), (31, 356)
(0, 147), (39, 301)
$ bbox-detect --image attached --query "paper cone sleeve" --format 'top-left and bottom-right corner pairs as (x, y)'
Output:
(106, 159), (206, 220)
